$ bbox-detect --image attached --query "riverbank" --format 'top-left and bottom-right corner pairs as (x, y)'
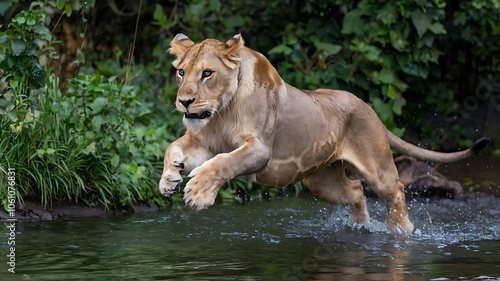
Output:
(0, 199), (160, 221)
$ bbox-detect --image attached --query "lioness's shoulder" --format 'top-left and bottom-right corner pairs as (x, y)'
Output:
(236, 48), (283, 90)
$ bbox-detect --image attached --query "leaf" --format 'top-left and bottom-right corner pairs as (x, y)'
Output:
(56, 0), (66, 9)
(83, 142), (97, 155)
(413, 48), (442, 64)
(64, 3), (72, 17)
(32, 25), (52, 40)
(71, 0), (82, 11)
(9, 79), (18, 89)
(26, 15), (37, 25)
(387, 84), (397, 99)
(341, 10), (365, 35)
(111, 155), (120, 169)
(352, 40), (382, 63)
(0, 1), (12, 17)
(429, 22), (446, 34)
(153, 4), (169, 28)
(134, 126), (146, 140)
(313, 42), (342, 56)
(36, 149), (46, 157)
(268, 44), (293, 56)
(433, 0), (446, 9)
(90, 97), (108, 114)
(389, 30), (409, 51)
(91, 115), (104, 131)
(11, 39), (26, 55)
(371, 98), (393, 124)
(401, 62), (430, 78)
(392, 96), (407, 116)
(453, 11), (467, 26)
(377, 8), (397, 26)
(13, 13), (26, 25)
(0, 34), (7, 45)
(411, 10), (432, 38)
(378, 68), (396, 84)
(129, 161), (139, 174)
(29, 67), (46, 88)
(290, 49), (305, 63)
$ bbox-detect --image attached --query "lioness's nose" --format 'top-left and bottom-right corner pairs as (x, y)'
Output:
(179, 98), (195, 108)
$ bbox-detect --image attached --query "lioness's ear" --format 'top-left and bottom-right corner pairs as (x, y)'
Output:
(222, 34), (244, 69)
(224, 34), (244, 55)
(169, 33), (195, 65)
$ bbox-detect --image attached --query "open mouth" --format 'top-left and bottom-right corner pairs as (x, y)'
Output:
(184, 111), (212, 119)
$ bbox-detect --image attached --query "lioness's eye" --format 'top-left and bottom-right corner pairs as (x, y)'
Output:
(202, 70), (213, 78)
(177, 69), (184, 77)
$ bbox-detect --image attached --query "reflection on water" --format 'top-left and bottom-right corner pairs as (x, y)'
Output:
(1, 195), (499, 281)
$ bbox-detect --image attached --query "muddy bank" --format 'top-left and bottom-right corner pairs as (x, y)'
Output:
(0, 200), (160, 221)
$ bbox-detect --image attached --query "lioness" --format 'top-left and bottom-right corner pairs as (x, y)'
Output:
(159, 34), (490, 234)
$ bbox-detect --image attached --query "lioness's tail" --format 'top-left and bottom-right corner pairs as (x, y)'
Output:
(386, 129), (490, 163)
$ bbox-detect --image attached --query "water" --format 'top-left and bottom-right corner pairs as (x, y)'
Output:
(439, 154), (500, 196)
(1, 194), (499, 281)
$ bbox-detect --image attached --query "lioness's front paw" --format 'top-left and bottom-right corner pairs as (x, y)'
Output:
(183, 174), (222, 211)
(159, 161), (185, 197)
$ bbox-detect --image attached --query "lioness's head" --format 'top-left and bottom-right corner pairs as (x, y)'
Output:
(169, 33), (244, 128)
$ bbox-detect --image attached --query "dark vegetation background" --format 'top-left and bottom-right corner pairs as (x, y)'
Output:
(1, 0), (499, 211)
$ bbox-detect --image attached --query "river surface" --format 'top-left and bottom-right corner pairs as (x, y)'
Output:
(1, 193), (499, 281)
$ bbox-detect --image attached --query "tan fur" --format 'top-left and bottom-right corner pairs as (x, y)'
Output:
(159, 34), (484, 234)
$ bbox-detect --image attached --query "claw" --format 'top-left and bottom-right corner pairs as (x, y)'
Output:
(160, 180), (182, 197)
(173, 161), (185, 169)
(173, 182), (181, 193)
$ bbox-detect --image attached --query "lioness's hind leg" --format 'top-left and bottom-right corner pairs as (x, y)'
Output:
(342, 150), (414, 234)
(306, 161), (369, 224)
(364, 176), (413, 235)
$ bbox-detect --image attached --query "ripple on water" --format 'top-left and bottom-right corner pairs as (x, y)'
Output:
(3, 194), (499, 281)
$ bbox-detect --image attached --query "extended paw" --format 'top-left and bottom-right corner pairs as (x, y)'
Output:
(183, 175), (222, 211)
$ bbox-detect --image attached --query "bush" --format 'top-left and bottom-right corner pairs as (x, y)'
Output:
(0, 1), (178, 209)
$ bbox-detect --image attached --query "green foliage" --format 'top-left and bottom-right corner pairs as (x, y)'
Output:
(0, 2), (52, 133)
(0, 1), (174, 210)
(0, 72), (175, 209)
(63, 74), (174, 207)
(260, 0), (453, 135)
(1, 75), (93, 208)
